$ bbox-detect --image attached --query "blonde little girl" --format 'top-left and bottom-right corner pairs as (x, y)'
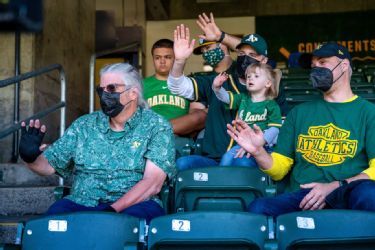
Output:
(212, 62), (282, 167)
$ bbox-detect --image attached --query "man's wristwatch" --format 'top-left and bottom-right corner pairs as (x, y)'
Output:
(218, 31), (225, 43)
(339, 179), (348, 187)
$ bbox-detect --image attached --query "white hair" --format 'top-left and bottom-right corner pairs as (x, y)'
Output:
(100, 63), (148, 108)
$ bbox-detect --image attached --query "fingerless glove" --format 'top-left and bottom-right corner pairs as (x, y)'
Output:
(19, 125), (45, 163)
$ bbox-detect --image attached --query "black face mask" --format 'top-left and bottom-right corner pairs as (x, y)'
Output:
(236, 55), (259, 79)
(97, 88), (125, 117)
(310, 61), (343, 92)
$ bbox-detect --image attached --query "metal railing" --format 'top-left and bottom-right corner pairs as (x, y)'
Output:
(0, 64), (66, 174)
(89, 42), (141, 113)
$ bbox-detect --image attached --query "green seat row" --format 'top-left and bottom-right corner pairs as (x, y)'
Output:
(20, 212), (144, 250)
(172, 167), (273, 213)
(6, 209), (375, 250)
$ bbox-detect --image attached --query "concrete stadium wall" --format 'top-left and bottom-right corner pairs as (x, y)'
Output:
(0, 34), (35, 162)
(0, 0), (95, 162)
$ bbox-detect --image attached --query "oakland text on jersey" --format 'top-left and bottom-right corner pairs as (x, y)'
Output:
(239, 109), (268, 123)
(147, 94), (187, 109)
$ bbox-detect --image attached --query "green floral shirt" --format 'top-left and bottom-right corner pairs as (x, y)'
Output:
(43, 108), (176, 207)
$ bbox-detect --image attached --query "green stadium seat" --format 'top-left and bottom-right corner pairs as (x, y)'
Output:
(282, 79), (311, 89)
(175, 137), (194, 159)
(148, 211), (269, 250)
(284, 89), (320, 97)
(276, 210), (375, 250)
(351, 72), (366, 83)
(159, 184), (173, 214)
(350, 82), (375, 95)
(357, 92), (375, 104)
(269, 172), (291, 195)
(285, 93), (322, 110)
(192, 138), (204, 155)
(363, 67), (375, 82)
(283, 84), (313, 90)
(285, 68), (311, 76)
(22, 212), (144, 250)
(282, 71), (310, 81)
(174, 167), (272, 212)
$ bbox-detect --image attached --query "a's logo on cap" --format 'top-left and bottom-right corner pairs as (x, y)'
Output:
(245, 34), (258, 43)
(338, 50), (344, 55)
(316, 44), (323, 50)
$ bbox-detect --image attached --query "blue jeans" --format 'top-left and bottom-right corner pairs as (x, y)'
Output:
(220, 145), (272, 167)
(46, 199), (165, 224)
(176, 155), (219, 171)
(248, 180), (375, 217)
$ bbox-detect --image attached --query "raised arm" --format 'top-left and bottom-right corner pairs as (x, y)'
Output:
(19, 120), (55, 176)
(196, 12), (241, 51)
(170, 24), (195, 78)
(167, 24), (196, 100)
(212, 72), (230, 104)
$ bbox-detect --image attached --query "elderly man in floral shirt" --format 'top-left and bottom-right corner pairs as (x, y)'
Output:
(19, 63), (176, 223)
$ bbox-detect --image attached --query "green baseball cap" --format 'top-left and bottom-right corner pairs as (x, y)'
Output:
(236, 33), (268, 56)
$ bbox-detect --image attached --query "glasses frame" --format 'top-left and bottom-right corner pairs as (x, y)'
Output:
(96, 83), (127, 94)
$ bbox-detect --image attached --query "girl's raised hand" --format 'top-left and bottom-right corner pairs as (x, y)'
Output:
(213, 72), (228, 90)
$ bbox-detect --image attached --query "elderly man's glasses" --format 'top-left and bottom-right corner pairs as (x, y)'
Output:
(96, 83), (128, 94)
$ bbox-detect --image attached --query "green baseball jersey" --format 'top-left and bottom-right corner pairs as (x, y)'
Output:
(274, 97), (375, 192)
(189, 71), (247, 161)
(144, 75), (190, 120)
(228, 93), (282, 131)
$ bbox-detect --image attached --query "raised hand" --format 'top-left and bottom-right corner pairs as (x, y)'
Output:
(212, 72), (228, 90)
(227, 120), (265, 155)
(19, 119), (47, 163)
(173, 24), (195, 61)
(196, 12), (221, 42)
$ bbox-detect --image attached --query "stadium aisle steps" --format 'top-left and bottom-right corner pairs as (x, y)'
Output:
(0, 163), (60, 245)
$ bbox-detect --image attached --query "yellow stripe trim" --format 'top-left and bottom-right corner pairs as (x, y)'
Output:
(228, 74), (240, 94)
(226, 112), (238, 151)
(262, 152), (293, 181)
(227, 137), (235, 151)
(189, 77), (199, 102)
(227, 75), (240, 151)
(226, 74), (239, 151)
(343, 95), (358, 103)
(268, 123), (282, 127)
(228, 91), (234, 109)
(362, 158), (375, 180)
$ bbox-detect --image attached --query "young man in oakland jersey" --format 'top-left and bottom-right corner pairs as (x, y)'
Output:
(228, 42), (375, 215)
(143, 39), (207, 157)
